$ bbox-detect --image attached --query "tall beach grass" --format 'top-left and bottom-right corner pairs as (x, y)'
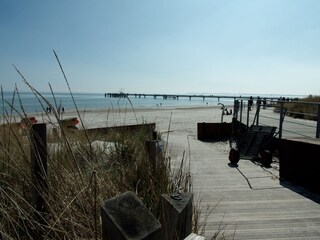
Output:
(1, 87), (196, 239)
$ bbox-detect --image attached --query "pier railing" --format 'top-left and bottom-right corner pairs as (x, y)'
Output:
(233, 99), (320, 139)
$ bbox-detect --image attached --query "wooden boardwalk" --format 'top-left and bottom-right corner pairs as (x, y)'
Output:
(168, 134), (320, 239)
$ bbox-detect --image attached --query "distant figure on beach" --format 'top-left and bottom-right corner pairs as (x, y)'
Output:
(248, 96), (253, 111)
(57, 106), (61, 115)
(46, 106), (52, 114)
(62, 107), (65, 114)
(224, 108), (233, 115)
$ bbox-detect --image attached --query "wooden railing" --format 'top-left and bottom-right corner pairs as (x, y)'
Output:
(233, 99), (320, 139)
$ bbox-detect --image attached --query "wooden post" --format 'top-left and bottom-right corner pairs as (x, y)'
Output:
(101, 191), (162, 240)
(30, 123), (48, 239)
(240, 100), (243, 124)
(279, 102), (285, 139)
(145, 140), (160, 174)
(316, 104), (320, 138)
(233, 99), (239, 120)
(255, 102), (260, 126)
(161, 193), (193, 240)
(246, 102), (250, 127)
(31, 123), (48, 214)
(152, 131), (158, 140)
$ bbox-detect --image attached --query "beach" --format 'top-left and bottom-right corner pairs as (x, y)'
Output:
(3, 100), (317, 141)
(41, 105), (234, 138)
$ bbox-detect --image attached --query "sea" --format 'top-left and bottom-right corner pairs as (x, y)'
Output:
(0, 91), (305, 116)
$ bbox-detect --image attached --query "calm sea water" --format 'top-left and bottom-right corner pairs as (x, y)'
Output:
(0, 92), (303, 116)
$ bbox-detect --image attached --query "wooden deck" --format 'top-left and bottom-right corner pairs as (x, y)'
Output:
(168, 134), (320, 239)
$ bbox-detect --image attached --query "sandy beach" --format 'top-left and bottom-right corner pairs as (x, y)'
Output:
(36, 105), (234, 138)
(3, 102), (317, 140)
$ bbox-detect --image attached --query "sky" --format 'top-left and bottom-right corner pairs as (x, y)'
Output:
(1, 0), (320, 96)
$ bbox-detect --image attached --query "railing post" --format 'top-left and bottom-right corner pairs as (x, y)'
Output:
(233, 99), (239, 120)
(279, 102), (285, 139)
(246, 102), (250, 127)
(316, 104), (320, 138)
(240, 100), (243, 124)
(255, 102), (261, 126)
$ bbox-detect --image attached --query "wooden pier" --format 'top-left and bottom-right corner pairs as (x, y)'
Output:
(106, 92), (281, 102)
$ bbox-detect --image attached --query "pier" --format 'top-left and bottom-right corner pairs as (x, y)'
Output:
(106, 92), (282, 102)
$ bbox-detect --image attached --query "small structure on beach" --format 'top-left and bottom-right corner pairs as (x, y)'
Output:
(60, 117), (79, 130)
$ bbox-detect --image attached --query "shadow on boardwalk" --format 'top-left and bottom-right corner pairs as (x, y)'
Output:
(280, 180), (320, 205)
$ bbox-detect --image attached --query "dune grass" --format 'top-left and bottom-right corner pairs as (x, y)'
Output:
(0, 89), (195, 239)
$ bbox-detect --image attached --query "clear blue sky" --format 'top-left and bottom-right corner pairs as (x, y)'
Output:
(1, 0), (320, 96)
